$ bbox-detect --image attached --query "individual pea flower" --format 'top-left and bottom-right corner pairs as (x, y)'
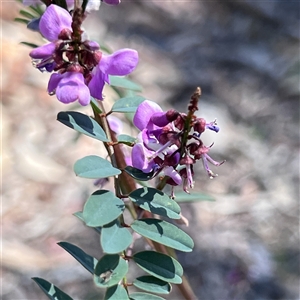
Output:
(88, 48), (138, 100)
(29, 4), (138, 105)
(130, 93), (224, 195)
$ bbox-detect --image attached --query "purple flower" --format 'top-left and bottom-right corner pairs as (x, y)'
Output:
(130, 99), (224, 193)
(29, 4), (73, 71)
(48, 72), (91, 105)
(88, 49), (138, 100)
(107, 115), (123, 134)
(28, 3), (139, 105)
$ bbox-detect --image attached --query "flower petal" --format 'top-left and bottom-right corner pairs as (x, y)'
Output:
(39, 4), (72, 41)
(48, 73), (63, 94)
(103, 0), (120, 5)
(88, 67), (106, 100)
(30, 43), (55, 59)
(100, 49), (138, 76)
(55, 72), (90, 105)
(133, 100), (162, 131)
(131, 143), (156, 173)
(164, 166), (182, 185)
(107, 115), (123, 134)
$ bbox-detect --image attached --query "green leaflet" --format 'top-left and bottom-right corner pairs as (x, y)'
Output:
(129, 187), (181, 219)
(131, 219), (194, 252)
(133, 251), (183, 284)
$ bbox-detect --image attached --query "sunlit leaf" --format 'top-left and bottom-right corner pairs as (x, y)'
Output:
(94, 255), (128, 288)
(19, 9), (36, 19)
(109, 76), (142, 91)
(90, 97), (102, 114)
(57, 111), (109, 142)
(133, 251), (183, 284)
(57, 242), (97, 274)
(74, 155), (121, 179)
(14, 18), (29, 24)
(83, 190), (125, 227)
(124, 166), (155, 181)
(105, 285), (130, 300)
(32, 277), (73, 300)
(129, 188), (181, 219)
(133, 276), (171, 294)
(174, 192), (215, 202)
(111, 96), (146, 113)
(117, 134), (136, 146)
(101, 220), (133, 254)
(20, 41), (39, 48)
(129, 292), (166, 300)
(73, 211), (102, 233)
(131, 219), (194, 252)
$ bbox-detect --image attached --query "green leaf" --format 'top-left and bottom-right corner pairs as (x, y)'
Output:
(111, 96), (146, 113)
(175, 192), (215, 202)
(133, 251), (183, 284)
(57, 242), (97, 274)
(20, 41), (39, 48)
(14, 18), (29, 24)
(83, 190), (125, 227)
(32, 277), (73, 300)
(124, 166), (155, 181)
(131, 219), (194, 252)
(101, 220), (133, 254)
(73, 211), (84, 221)
(105, 285), (130, 300)
(129, 188), (181, 219)
(90, 97), (102, 114)
(74, 155), (121, 179)
(133, 276), (171, 294)
(94, 254), (128, 288)
(73, 211), (102, 233)
(117, 134), (136, 146)
(19, 9), (36, 19)
(129, 292), (166, 300)
(28, 4), (44, 16)
(57, 111), (109, 142)
(109, 76), (142, 91)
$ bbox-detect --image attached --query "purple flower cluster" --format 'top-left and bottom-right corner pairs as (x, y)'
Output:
(29, 4), (138, 105)
(131, 100), (224, 194)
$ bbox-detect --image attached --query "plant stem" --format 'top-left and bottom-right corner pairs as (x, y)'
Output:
(92, 100), (197, 300)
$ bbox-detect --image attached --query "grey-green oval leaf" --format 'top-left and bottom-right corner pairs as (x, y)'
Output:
(117, 134), (136, 146)
(175, 192), (215, 202)
(57, 111), (109, 142)
(133, 251), (183, 284)
(133, 276), (171, 294)
(32, 277), (73, 300)
(94, 254), (128, 288)
(129, 188), (181, 219)
(124, 166), (155, 181)
(74, 155), (121, 179)
(130, 292), (165, 300)
(83, 190), (125, 227)
(101, 220), (133, 254)
(57, 242), (97, 274)
(109, 76), (142, 91)
(112, 96), (146, 113)
(105, 285), (130, 300)
(131, 219), (194, 252)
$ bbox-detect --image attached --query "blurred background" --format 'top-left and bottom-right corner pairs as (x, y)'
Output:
(1, 1), (299, 299)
